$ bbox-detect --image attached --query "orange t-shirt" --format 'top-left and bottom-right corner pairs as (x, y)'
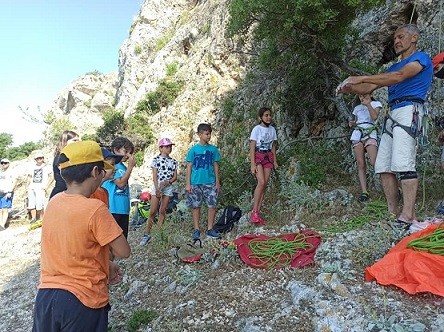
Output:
(39, 192), (123, 308)
(90, 187), (109, 207)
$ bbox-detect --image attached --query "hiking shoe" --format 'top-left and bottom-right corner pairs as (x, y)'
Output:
(192, 229), (200, 241)
(357, 192), (369, 202)
(250, 210), (266, 225)
(140, 234), (151, 246)
(29, 218), (37, 224)
(206, 228), (221, 239)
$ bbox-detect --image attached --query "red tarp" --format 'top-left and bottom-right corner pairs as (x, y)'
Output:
(365, 224), (444, 297)
(233, 231), (322, 269)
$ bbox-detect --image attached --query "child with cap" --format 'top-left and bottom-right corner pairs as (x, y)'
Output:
(32, 141), (131, 331)
(26, 151), (53, 223)
(101, 137), (136, 238)
(140, 138), (178, 246)
(90, 148), (124, 207)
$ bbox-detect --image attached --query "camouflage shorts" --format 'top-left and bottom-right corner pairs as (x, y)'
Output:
(186, 184), (218, 208)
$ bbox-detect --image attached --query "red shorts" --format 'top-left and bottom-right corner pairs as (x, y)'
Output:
(254, 151), (274, 169)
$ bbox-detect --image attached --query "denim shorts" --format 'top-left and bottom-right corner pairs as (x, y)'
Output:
(186, 184), (218, 208)
(151, 182), (174, 197)
(0, 194), (13, 209)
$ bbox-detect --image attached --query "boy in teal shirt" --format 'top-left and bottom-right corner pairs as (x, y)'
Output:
(185, 123), (221, 240)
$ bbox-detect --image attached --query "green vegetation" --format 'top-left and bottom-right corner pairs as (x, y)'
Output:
(127, 309), (158, 332)
(154, 29), (174, 51)
(94, 108), (154, 164)
(219, 156), (252, 206)
(134, 44), (143, 55)
(0, 133), (42, 160)
(96, 109), (125, 147)
(135, 78), (184, 116)
(45, 118), (77, 145)
(227, 0), (384, 115)
(165, 62), (179, 76)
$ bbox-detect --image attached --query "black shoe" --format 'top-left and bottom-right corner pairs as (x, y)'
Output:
(357, 192), (369, 202)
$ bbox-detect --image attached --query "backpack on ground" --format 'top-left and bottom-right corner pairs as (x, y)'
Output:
(213, 206), (242, 234)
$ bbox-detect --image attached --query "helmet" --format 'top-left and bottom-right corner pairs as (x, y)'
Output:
(140, 191), (151, 202)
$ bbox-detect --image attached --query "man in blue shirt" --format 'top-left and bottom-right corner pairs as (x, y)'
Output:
(336, 24), (433, 228)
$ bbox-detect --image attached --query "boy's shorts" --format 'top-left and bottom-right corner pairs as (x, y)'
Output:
(0, 194), (13, 209)
(27, 188), (46, 210)
(186, 184), (217, 208)
(33, 288), (110, 332)
(254, 151), (274, 169)
(151, 182), (174, 197)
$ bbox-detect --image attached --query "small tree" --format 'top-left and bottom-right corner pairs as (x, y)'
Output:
(96, 108), (125, 147)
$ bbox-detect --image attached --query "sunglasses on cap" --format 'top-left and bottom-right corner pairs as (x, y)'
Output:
(1, 162), (9, 165)
(35, 157), (44, 160)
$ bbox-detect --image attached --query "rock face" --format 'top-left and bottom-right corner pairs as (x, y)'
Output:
(45, 72), (118, 137)
(40, 0), (444, 182)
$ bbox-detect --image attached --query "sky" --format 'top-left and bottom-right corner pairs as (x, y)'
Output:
(0, 0), (142, 146)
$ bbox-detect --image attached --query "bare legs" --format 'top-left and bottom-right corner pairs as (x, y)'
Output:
(144, 195), (171, 236)
(353, 143), (377, 194)
(0, 208), (8, 228)
(380, 172), (417, 222)
(252, 165), (272, 213)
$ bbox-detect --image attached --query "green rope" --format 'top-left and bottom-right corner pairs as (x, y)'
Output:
(247, 235), (313, 268)
(323, 200), (389, 234)
(407, 224), (444, 255)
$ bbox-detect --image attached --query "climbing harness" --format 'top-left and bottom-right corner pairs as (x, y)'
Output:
(381, 100), (424, 140)
(353, 121), (379, 141)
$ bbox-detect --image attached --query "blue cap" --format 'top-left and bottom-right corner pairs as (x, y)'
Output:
(101, 148), (123, 164)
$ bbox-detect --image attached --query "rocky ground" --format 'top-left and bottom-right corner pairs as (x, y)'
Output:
(1, 204), (444, 332)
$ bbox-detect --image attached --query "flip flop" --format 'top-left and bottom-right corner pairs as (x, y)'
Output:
(394, 219), (411, 231)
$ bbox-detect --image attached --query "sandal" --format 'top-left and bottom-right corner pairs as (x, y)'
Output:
(357, 192), (369, 202)
(395, 219), (411, 231)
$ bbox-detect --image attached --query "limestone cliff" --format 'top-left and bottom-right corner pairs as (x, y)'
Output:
(43, 0), (444, 181)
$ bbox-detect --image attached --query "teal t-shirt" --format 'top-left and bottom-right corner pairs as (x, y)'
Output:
(101, 162), (130, 214)
(186, 143), (221, 185)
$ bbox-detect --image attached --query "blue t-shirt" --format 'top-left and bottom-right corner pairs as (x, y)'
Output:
(387, 51), (433, 108)
(186, 143), (221, 185)
(101, 162), (130, 214)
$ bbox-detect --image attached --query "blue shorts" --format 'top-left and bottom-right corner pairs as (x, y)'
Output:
(32, 288), (110, 332)
(186, 184), (218, 208)
(0, 194), (13, 209)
